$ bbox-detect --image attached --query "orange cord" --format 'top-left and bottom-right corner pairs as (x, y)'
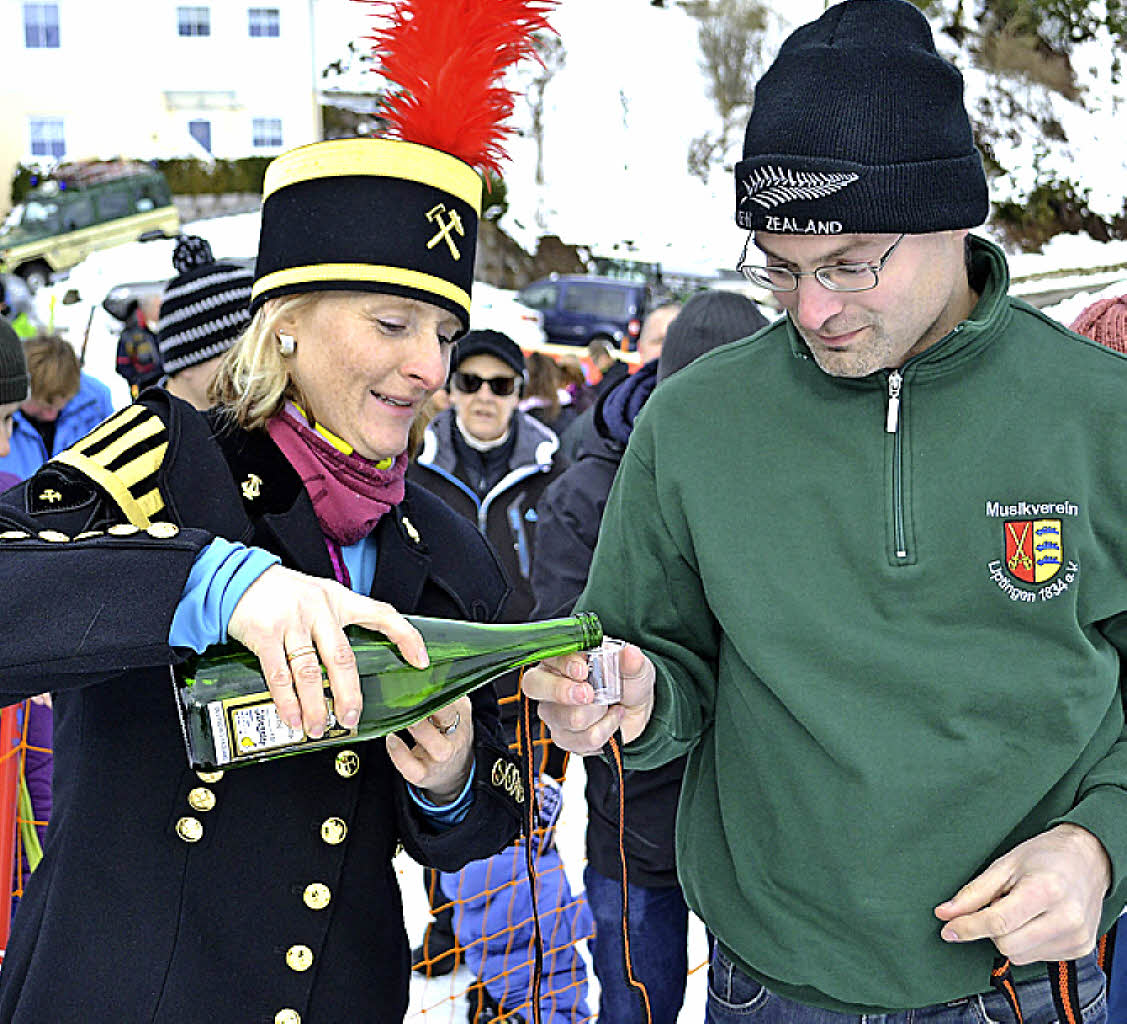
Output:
(519, 672), (545, 1024)
(607, 733), (653, 1024)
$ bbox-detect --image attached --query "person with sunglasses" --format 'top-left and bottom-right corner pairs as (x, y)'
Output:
(409, 329), (590, 1020)
(523, 1), (1127, 1022)
(412, 329), (568, 628)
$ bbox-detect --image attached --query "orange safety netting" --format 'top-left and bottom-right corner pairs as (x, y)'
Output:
(0, 700), (50, 958)
(409, 700), (597, 1022)
(0, 696), (706, 1016)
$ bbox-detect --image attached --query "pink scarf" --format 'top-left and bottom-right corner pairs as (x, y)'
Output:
(266, 403), (408, 547)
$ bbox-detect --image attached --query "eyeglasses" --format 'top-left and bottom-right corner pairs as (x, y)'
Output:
(738, 234), (906, 293)
(450, 371), (519, 397)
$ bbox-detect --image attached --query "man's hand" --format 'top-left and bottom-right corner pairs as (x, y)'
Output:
(934, 823), (1111, 964)
(228, 565), (428, 740)
(520, 643), (656, 754)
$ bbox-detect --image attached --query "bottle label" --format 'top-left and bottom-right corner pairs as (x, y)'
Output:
(206, 690), (356, 765)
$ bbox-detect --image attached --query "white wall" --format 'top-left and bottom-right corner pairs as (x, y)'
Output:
(0, 0), (323, 211)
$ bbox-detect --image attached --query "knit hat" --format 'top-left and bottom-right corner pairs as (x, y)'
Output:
(452, 328), (526, 378)
(657, 291), (770, 382)
(157, 235), (253, 375)
(734, 0), (988, 235)
(0, 317), (29, 404)
(1069, 294), (1127, 354)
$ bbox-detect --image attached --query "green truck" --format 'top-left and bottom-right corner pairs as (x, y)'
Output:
(1, 162), (180, 290)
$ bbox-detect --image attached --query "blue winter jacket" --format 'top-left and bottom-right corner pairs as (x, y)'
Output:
(0, 373), (114, 481)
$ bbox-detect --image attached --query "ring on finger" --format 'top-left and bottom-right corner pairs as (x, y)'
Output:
(430, 711), (460, 736)
(285, 645), (317, 664)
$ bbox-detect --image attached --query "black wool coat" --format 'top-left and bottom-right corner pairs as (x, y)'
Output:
(0, 390), (524, 1024)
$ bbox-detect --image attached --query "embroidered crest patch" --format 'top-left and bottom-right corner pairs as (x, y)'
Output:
(984, 500), (1079, 603)
(1004, 519), (1063, 584)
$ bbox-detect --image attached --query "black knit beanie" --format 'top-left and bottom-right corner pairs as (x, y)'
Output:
(157, 235), (253, 375)
(657, 291), (770, 383)
(0, 318), (30, 404)
(734, 0), (988, 235)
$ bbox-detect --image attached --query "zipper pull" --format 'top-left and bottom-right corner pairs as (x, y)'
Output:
(886, 371), (902, 434)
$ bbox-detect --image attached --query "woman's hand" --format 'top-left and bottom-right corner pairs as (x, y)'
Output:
(386, 695), (475, 804)
(227, 564), (428, 739)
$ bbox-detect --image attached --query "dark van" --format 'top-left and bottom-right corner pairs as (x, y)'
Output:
(517, 274), (649, 349)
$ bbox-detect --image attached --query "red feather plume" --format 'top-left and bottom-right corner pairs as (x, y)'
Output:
(357, 0), (558, 180)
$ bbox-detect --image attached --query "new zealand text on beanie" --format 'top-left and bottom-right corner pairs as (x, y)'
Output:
(0, 317), (30, 404)
(250, 0), (557, 335)
(734, 0), (988, 235)
(157, 235), (253, 375)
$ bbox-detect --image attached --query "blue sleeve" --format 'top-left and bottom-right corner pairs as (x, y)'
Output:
(408, 764), (476, 827)
(169, 537), (281, 652)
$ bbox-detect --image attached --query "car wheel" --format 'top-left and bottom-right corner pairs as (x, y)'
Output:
(19, 262), (51, 293)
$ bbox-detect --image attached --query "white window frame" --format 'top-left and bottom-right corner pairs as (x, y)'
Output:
(28, 117), (65, 160)
(252, 117), (283, 149)
(23, 3), (60, 48)
(177, 6), (211, 37)
(248, 7), (280, 37)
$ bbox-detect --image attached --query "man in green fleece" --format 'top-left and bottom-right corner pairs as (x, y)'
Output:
(522, 1), (1127, 1021)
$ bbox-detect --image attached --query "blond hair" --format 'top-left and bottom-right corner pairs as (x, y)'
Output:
(24, 334), (80, 405)
(208, 290), (434, 457)
(209, 294), (320, 430)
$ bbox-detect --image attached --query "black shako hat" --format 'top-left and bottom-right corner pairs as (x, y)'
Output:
(734, 0), (988, 235)
(251, 139), (481, 333)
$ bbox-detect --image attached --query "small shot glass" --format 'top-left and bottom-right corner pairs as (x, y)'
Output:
(587, 638), (626, 705)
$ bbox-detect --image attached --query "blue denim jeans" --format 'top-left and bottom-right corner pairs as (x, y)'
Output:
(705, 946), (1107, 1024)
(584, 865), (690, 1024)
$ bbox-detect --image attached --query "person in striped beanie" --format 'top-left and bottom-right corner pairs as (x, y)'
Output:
(157, 234), (252, 409)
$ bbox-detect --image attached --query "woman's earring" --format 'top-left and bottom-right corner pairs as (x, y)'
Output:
(278, 333), (296, 356)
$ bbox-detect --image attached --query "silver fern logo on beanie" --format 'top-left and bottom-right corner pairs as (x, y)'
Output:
(734, 0), (988, 235)
(740, 167), (860, 212)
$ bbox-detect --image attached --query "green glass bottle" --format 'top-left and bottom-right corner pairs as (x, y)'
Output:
(174, 613), (602, 770)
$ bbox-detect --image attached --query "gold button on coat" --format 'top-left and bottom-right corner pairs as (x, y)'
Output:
(146, 522), (179, 538)
(187, 787), (216, 812)
(334, 750), (360, 777)
(196, 770), (225, 783)
(275, 1011), (301, 1024)
(37, 530), (69, 543)
(320, 817), (347, 844)
(108, 523), (140, 536)
(175, 817), (203, 843)
(303, 883), (331, 910)
(285, 944), (314, 972)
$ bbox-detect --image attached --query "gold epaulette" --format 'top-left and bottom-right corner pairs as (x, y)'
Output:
(51, 404), (168, 527)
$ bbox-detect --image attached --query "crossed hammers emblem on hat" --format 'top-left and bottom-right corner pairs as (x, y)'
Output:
(426, 203), (465, 260)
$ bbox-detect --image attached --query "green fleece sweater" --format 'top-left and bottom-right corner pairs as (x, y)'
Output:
(577, 237), (1127, 1013)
